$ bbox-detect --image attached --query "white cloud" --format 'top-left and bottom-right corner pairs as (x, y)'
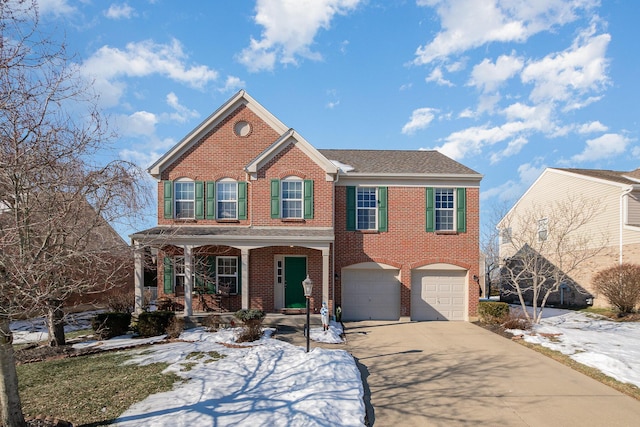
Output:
(414, 0), (597, 65)
(571, 133), (631, 163)
(219, 76), (246, 93)
(521, 25), (610, 105)
(116, 111), (158, 136)
(490, 136), (528, 164)
(426, 68), (454, 86)
(237, 0), (362, 72)
(469, 54), (523, 93)
(81, 39), (218, 107)
(401, 108), (438, 135)
(577, 121), (608, 134)
(104, 3), (136, 20)
(37, 0), (76, 17)
(165, 93), (199, 123)
(482, 159), (546, 202)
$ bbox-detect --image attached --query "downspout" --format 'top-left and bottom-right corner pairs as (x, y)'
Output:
(332, 169), (340, 320)
(620, 187), (633, 265)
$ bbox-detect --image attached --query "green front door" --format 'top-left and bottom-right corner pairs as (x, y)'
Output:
(284, 256), (307, 308)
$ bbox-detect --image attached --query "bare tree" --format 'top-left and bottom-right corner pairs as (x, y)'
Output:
(481, 201), (512, 298)
(498, 195), (607, 324)
(0, 2), (147, 425)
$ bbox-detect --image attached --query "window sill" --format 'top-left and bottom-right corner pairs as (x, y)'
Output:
(435, 230), (458, 235)
(173, 218), (197, 223)
(356, 229), (379, 234)
(281, 218), (306, 223)
(216, 219), (240, 223)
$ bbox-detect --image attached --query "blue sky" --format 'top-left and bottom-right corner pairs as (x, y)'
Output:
(37, 0), (639, 237)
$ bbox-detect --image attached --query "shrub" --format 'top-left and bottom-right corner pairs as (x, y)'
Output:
(478, 301), (509, 324)
(592, 263), (640, 314)
(137, 311), (175, 337)
(165, 316), (185, 339)
(91, 312), (132, 340)
(202, 314), (222, 331)
(234, 309), (266, 343)
(501, 310), (532, 330)
(106, 290), (135, 314)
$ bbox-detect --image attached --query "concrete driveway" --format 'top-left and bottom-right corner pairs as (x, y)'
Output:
(344, 320), (640, 427)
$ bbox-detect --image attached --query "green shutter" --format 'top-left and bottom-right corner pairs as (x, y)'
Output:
(270, 179), (280, 218)
(378, 186), (388, 232)
(238, 182), (247, 220)
(346, 186), (356, 231)
(426, 187), (435, 232)
(456, 187), (466, 233)
(163, 257), (173, 294)
(206, 181), (215, 219)
(303, 180), (314, 219)
(236, 257), (242, 295)
(163, 181), (173, 219)
(195, 181), (204, 219)
(207, 256), (216, 293)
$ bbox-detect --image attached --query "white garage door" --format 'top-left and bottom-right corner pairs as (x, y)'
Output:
(411, 269), (467, 321)
(342, 265), (400, 321)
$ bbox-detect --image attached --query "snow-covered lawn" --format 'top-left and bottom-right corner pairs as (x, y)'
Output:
(506, 307), (640, 389)
(12, 317), (365, 427)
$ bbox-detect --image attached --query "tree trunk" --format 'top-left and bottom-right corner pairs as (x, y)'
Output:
(0, 315), (26, 427)
(47, 300), (66, 347)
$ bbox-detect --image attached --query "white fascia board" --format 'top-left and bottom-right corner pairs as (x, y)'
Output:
(335, 173), (482, 188)
(246, 129), (338, 180)
(148, 90), (289, 179)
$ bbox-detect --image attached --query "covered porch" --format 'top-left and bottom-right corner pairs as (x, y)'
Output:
(130, 226), (335, 316)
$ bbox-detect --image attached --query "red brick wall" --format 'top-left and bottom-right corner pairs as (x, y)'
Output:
(334, 186), (480, 318)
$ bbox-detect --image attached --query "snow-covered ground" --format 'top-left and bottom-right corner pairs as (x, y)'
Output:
(506, 307), (640, 388)
(12, 317), (364, 426)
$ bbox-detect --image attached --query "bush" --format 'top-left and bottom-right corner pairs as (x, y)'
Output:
(202, 314), (222, 331)
(137, 311), (175, 337)
(91, 312), (132, 340)
(592, 263), (640, 314)
(478, 301), (509, 324)
(501, 311), (531, 330)
(234, 309), (266, 343)
(106, 290), (135, 314)
(165, 316), (184, 339)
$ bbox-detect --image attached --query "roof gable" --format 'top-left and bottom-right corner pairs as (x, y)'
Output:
(246, 129), (339, 181)
(148, 90), (289, 178)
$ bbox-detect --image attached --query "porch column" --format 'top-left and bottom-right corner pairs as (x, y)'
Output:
(241, 249), (249, 309)
(322, 247), (330, 307)
(133, 242), (144, 315)
(183, 245), (193, 316)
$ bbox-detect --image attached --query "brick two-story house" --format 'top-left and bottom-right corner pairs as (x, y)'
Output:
(131, 91), (482, 321)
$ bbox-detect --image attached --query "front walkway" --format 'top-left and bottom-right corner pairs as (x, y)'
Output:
(344, 320), (640, 427)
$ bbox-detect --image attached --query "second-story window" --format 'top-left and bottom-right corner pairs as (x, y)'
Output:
(216, 180), (237, 219)
(435, 188), (455, 231)
(282, 178), (303, 219)
(175, 180), (195, 219)
(538, 218), (548, 241)
(357, 187), (377, 230)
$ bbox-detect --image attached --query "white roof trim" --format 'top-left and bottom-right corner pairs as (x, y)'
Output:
(497, 167), (636, 228)
(148, 90), (289, 178)
(246, 129), (338, 179)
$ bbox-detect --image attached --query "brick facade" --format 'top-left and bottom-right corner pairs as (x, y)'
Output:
(135, 91), (481, 320)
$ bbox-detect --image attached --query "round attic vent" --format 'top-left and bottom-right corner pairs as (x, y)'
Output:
(234, 120), (252, 137)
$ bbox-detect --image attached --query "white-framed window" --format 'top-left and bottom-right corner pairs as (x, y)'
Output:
(500, 227), (512, 244)
(357, 187), (377, 230)
(217, 256), (238, 294)
(216, 180), (237, 219)
(538, 218), (548, 241)
(174, 256), (187, 291)
(281, 178), (303, 219)
(435, 188), (455, 231)
(174, 179), (195, 219)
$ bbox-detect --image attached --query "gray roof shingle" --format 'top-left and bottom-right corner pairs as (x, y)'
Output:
(317, 149), (480, 175)
(554, 168), (640, 185)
